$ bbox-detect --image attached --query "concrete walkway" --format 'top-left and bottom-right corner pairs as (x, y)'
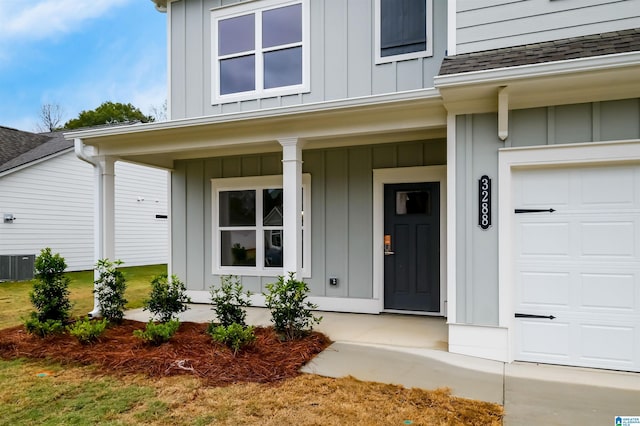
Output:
(125, 305), (640, 425)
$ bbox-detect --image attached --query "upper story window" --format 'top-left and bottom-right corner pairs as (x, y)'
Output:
(211, 0), (310, 103)
(375, 0), (433, 64)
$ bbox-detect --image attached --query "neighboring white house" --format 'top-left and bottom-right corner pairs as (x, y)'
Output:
(0, 126), (168, 273)
(66, 0), (640, 373)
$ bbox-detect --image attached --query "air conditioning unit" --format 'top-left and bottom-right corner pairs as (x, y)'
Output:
(0, 255), (35, 282)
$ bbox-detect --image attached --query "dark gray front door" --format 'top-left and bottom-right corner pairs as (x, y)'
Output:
(384, 182), (440, 312)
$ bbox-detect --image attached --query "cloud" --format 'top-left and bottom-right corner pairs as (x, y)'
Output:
(0, 0), (132, 41)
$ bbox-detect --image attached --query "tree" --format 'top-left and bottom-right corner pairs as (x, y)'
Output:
(36, 103), (65, 132)
(150, 99), (168, 122)
(64, 101), (154, 130)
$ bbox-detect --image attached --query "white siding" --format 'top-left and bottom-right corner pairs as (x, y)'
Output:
(457, 0), (640, 54)
(115, 162), (169, 267)
(169, 0), (448, 119)
(0, 152), (168, 272)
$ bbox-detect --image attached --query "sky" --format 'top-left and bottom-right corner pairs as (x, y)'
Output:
(0, 0), (167, 132)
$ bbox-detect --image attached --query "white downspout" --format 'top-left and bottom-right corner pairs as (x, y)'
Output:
(74, 138), (102, 317)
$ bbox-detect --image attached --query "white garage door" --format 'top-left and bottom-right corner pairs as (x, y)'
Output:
(514, 164), (640, 372)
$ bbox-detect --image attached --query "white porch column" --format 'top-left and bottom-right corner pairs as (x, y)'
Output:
(279, 137), (304, 279)
(89, 156), (116, 317)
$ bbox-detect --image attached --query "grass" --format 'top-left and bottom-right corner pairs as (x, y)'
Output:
(0, 359), (502, 425)
(0, 262), (503, 424)
(0, 264), (166, 329)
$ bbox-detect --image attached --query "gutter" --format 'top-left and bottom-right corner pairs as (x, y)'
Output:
(74, 138), (102, 318)
(63, 88), (443, 140)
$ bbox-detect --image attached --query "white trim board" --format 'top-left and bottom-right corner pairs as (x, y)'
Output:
(497, 138), (640, 363)
(372, 165), (447, 315)
(448, 323), (509, 362)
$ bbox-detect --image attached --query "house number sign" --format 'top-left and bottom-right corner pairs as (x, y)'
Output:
(478, 175), (491, 230)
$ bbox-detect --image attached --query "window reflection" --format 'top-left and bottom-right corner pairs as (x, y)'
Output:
(264, 230), (283, 267)
(219, 190), (256, 226)
(220, 55), (256, 95)
(221, 230), (257, 266)
(264, 47), (302, 89)
(262, 4), (302, 48)
(263, 188), (283, 226)
(219, 14), (255, 55)
(396, 190), (430, 215)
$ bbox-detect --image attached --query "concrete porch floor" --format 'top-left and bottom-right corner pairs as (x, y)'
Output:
(125, 304), (448, 349)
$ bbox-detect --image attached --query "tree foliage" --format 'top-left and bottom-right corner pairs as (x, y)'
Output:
(64, 101), (154, 130)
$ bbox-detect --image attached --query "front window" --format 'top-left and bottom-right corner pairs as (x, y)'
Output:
(213, 175), (310, 276)
(212, 0), (310, 102)
(375, 0), (433, 64)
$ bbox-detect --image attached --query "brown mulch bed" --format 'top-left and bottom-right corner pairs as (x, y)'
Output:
(0, 320), (331, 386)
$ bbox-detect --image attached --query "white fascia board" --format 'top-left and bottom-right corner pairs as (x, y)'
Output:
(434, 51), (640, 88)
(63, 88), (441, 141)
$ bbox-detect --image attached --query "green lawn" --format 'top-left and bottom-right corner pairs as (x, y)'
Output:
(0, 264), (166, 329)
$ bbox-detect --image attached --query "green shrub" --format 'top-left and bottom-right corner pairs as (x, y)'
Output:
(94, 259), (128, 323)
(264, 272), (322, 340)
(67, 318), (108, 344)
(143, 274), (191, 323)
(29, 248), (72, 322)
(209, 323), (256, 355)
(24, 315), (65, 337)
(210, 275), (252, 327)
(133, 320), (181, 345)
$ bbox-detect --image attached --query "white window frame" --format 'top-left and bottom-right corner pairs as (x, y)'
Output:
(211, 0), (310, 104)
(374, 0), (433, 65)
(212, 174), (311, 277)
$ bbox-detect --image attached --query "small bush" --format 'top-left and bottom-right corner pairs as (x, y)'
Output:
(143, 274), (191, 323)
(24, 315), (65, 337)
(29, 248), (72, 322)
(94, 259), (128, 323)
(209, 323), (256, 355)
(67, 318), (108, 344)
(264, 272), (322, 340)
(133, 320), (181, 345)
(210, 275), (252, 327)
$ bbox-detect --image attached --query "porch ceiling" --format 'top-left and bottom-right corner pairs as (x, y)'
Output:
(65, 90), (447, 169)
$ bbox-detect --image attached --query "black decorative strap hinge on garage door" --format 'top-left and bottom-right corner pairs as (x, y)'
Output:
(514, 208), (556, 214)
(515, 313), (556, 320)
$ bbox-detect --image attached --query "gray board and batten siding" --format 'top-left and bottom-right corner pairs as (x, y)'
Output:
(169, 0), (447, 120)
(171, 139), (446, 296)
(455, 98), (640, 326)
(456, 0), (640, 54)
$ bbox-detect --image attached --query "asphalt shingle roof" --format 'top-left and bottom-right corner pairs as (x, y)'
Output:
(439, 28), (640, 76)
(0, 127), (72, 174)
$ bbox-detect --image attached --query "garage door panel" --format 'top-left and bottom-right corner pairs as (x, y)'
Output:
(514, 164), (640, 372)
(519, 272), (570, 307)
(518, 321), (571, 358)
(580, 166), (636, 207)
(516, 169), (571, 207)
(520, 223), (570, 256)
(581, 222), (636, 258)
(581, 273), (637, 311)
(580, 324), (636, 364)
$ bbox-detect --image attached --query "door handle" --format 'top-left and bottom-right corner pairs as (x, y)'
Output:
(384, 250), (395, 256)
